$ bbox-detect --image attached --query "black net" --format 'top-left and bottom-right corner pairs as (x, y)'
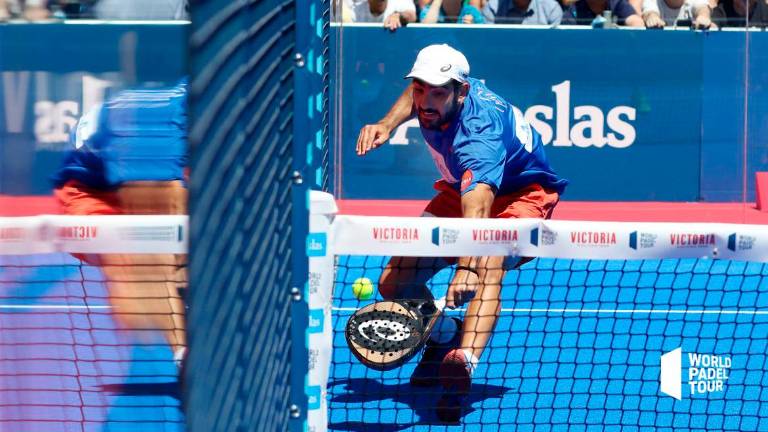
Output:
(329, 256), (768, 431)
(1, 246), (186, 430)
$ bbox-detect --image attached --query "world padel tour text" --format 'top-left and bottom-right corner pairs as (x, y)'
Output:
(688, 353), (731, 395)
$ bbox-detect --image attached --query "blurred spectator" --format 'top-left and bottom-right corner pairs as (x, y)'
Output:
(467, 0), (499, 22)
(711, 0), (768, 27)
(341, 0), (417, 30)
(93, 0), (188, 20)
(0, 0), (50, 20)
(420, 0), (486, 23)
(54, 1), (97, 19)
(642, 0), (713, 28)
(562, 0), (645, 25)
(479, 0), (499, 22)
(494, 0), (563, 24)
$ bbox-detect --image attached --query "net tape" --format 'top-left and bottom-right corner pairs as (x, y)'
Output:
(0, 215), (187, 255)
(331, 216), (768, 261)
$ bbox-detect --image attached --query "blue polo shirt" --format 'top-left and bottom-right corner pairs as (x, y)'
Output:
(52, 80), (187, 189)
(420, 77), (567, 196)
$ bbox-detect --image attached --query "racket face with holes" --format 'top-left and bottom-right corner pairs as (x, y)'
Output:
(345, 299), (441, 371)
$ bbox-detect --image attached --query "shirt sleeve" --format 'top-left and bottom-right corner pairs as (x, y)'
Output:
(384, 0), (417, 19)
(453, 113), (506, 195)
(73, 104), (103, 150)
(548, 0), (564, 25)
(642, 0), (660, 14)
(612, 0), (639, 18)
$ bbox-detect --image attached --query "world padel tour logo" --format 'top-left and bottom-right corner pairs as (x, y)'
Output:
(728, 233), (756, 252)
(669, 233), (715, 248)
(629, 231), (657, 250)
(57, 225), (98, 240)
(569, 231), (617, 247)
(471, 229), (517, 244)
(372, 226), (419, 243)
(660, 347), (732, 400)
(432, 227), (459, 246)
(530, 227), (557, 246)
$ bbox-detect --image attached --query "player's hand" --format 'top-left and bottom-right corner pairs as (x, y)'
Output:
(462, 14), (475, 24)
(24, 5), (50, 21)
(693, 15), (713, 30)
(384, 13), (402, 31)
(446, 269), (480, 309)
(643, 12), (664, 29)
(356, 123), (391, 156)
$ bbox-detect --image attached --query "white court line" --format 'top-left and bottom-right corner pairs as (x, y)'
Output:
(333, 306), (768, 315)
(0, 305), (112, 310)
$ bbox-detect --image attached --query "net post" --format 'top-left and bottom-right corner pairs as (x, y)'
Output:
(292, 0), (329, 429)
(306, 191), (337, 432)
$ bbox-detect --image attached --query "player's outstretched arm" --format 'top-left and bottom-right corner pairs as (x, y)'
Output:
(445, 183), (496, 308)
(356, 84), (415, 156)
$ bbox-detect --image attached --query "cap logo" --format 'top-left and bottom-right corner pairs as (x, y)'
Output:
(440, 64), (452, 72)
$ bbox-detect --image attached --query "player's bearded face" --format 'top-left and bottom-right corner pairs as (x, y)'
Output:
(413, 81), (461, 130)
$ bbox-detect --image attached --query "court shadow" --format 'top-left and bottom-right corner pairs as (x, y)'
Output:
(327, 377), (512, 429)
(100, 381), (181, 400)
(328, 421), (415, 432)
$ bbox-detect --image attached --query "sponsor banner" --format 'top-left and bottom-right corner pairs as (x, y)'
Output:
(716, 224), (768, 261)
(307, 192), (336, 430)
(0, 215), (187, 255)
(332, 215), (539, 257)
(332, 215), (768, 262)
(306, 233), (327, 257)
(49, 215), (186, 254)
(335, 27), (767, 202)
(0, 217), (52, 254)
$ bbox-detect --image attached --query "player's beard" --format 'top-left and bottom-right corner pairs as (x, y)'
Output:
(417, 93), (461, 131)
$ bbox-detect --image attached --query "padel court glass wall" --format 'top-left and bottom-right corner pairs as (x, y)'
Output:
(0, 22), (188, 432)
(327, 10), (766, 432)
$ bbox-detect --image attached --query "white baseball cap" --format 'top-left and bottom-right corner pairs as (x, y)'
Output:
(405, 44), (470, 86)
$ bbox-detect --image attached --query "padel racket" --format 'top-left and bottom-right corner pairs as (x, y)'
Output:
(345, 297), (445, 371)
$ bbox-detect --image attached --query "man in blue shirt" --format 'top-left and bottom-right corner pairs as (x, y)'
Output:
(357, 44), (567, 422)
(53, 81), (188, 374)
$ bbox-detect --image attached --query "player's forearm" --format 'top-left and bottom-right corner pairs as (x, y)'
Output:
(457, 184), (495, 270)
(461, 183), (494, 219)
(378, 84), (415, 131)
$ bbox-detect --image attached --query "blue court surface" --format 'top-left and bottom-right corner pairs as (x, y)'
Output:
(0, 253), (183, 432)
(329, 256), (768, 431)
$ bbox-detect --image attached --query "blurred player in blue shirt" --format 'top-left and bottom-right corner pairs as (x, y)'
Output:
(53, 80), (188, 372)
(356, 44), (567, 422)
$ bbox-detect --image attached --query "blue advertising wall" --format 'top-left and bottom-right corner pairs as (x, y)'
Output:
(0, 23), (187, 195)
(1, 24), (766, 202)
(333, 26), (768, 202)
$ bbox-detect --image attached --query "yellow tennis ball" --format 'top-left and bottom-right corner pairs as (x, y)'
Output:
(352, 277), (374, 300)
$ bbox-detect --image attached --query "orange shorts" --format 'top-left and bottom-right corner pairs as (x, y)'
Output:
(54, 180), (187, 216)
(424, 181), (559, 219)
(54, 181), (121, 215)
(54, 180), (187, 265)
(424, 181), (559, 269)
